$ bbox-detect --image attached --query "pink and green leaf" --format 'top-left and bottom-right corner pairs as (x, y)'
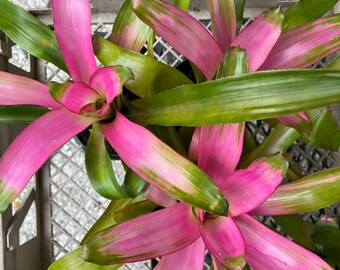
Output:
(260, 14), (340, 70)
(142, 184), (177, 207)
(49, 82), (101, 114)
(132, 0), (223, 80)
(0, 0), (66, 71)
(89, 66), (134, 103)
(51, 0), (97, 83)
(234, 214), (332, 270)
(82, 196), (156, 244)
(151, 125), (187, 157)
(85, 123), (127, 200)
(0, 72), (60, 109)
(277, 112), (312, 137)
(102, 112), (228, 216)
(251, 166), (340, 216)
(0, 107), (92, 213)
(220, 154), (288, 217)
(94, 35), (192, 98)
(200, 216), (246, 268)
(198, 123), (245, 186)
(207, 0), (236, 52)
(82, 203), (200, 264)
(155, 238), (205, 270)
(110, 0), (151, 52)
(231, 8), (284, 72)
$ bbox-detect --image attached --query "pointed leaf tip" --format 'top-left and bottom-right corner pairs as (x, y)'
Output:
(231, 7), (283, 72)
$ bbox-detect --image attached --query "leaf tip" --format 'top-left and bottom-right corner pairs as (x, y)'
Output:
(264, 6), (284, 25)
(0, 180), (16, 214)
(211, 195), (229, 217)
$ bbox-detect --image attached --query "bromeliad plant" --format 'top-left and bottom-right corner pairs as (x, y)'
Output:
(0, 0), (340, 269)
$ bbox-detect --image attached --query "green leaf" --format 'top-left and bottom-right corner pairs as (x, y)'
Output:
(273, 215), (318, 252)
(93, 35), (192, 98)
(252, 166), (340, 215)
(49, 81), (72, 103)
(299, 107), (340, 151)
(312, 217), (340, 266)
(217, 46), (248, 78)
(240, 123), (299, 168)
(48, 247), (122, 270)
(327, 55), (340, 70)
(85, 123), (127, 200)
(234, 0), (245, 33)
(82, 196), (156, 244)
(283, 0), (338, 31)
(0, 105), (50, 124)
(130, 69), (340, 126)
(109, 0), (151, 52)
(173, 0), (190, 11)
(0, 0), (67, 71)
(123, 169), (146, 198)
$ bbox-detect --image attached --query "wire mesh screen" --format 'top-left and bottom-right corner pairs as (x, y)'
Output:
(4, 4), (339, 269)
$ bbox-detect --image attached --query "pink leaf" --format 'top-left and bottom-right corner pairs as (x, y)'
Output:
(89, 66), (134, 103)
(155, 238), (205, 270)
(231, 8), (284, 72)
(142, 184), (177, 207)
(188, 127), (200, 163)
(234, 214), (333, 270)
(260, 14), (340, 70)
(200, 216), (246, 268)
(276, 112), (312, 136)
(51, 0), (97, 83)
(207, 0), (236, 52)
(198, 123), (245, 186)
(220, 154), (288, 216)
(0, 72), (60, 109)
(59, 82), (102, 114)
(0, 107), (92, 213)
(102, 112), (228, 216)
(132, 0), (223, 80)
(82, 202), (200, 264)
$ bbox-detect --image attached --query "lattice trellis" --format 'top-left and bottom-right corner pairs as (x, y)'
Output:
(2, 1), (339, 269)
